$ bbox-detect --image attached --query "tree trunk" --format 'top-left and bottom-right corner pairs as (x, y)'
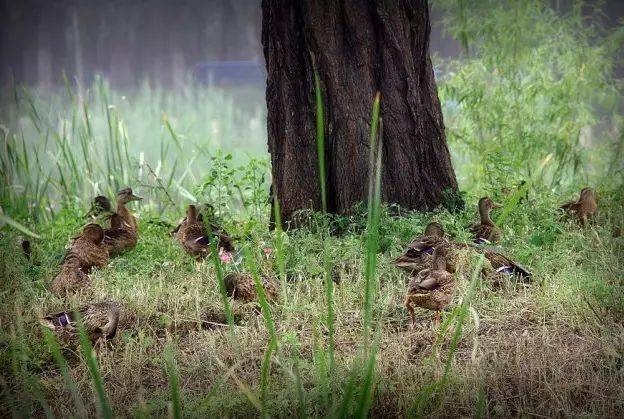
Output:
(262, 0), (458, 223)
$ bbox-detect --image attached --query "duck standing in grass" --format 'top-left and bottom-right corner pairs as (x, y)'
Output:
(560, 187), (597, 226)
(223, 272), (278, 303)
(405, 247), (455, 325)
(40, 301), (120, 345)
(51, 224), (109, 294)
(470, 197), (503, 244)
(103, 213), (138, 256)
(115, 188), (142, 231)
(175, 204), (234, 260)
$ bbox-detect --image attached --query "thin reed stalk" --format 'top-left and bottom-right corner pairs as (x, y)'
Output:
(311, 53), (327, 213)
(164, 344), (182, 419)
(76, 312), (113, 419)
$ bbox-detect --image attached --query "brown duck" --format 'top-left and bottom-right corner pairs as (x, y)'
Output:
(395, 222), (448, 274)
(481, 248), (531, 279)
(103, 213), (138, 256)
(470, 197), (503, 244)
(61, 223), (109, 273)
(395, 222), (465, 275)
(40, 301), (120, 345)
(51, 224), (109, 294)
(175, 204), (234, 260)
(115, 188), (142, 232)
(405, 247), (455, 325)
(560, 187), (597, 226)
(223, 272), (278, 303)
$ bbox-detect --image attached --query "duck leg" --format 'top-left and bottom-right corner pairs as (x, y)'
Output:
(405, 296), (416, 326)
(434, 310), (441, 326)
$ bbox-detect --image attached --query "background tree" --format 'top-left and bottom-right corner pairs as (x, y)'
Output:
(262, 0), (458, 222)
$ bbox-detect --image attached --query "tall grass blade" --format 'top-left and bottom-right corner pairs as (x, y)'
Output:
(353, 342), (378, 419)
(76, 312), (113, 419)
(337, 93), (383, 418)
(243, 246), (279, 417)
(259, 341), (276, 418)
(273, 193), (286, 286)
(212, 241), (235, 336)
(363, 93), (382, 341)
(42, 328), (87, 417)
(323, 240), (335, 375)
(475, 384), (487, 419)
(0, 212), (41, 238)
(312, 322), (330, 410)
(243, 247), (277, 344)
(311, 53), (327, 212)
(164, 344), (182, 419)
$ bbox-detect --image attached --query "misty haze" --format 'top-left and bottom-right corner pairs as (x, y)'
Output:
(0, 1), (623, 417)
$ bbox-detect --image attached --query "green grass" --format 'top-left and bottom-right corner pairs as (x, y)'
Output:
(1, 0), (623, 416)
(0, 185), (623, 416)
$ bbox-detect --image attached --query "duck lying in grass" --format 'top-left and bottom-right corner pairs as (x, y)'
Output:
(223, 272), (278, 303)
(174, 204), (234, 261)
(405, 247), (455, 325)
(470, 197), (503, 244)
(103, 213), (138, 256)
(51, 224), (108, 295)
(50, 263), (90, 295)
(394, 222), (462, 275)
(61, 223), (109, 273)
(40, 301), (120, 345)
(560, 187), (597, 226)
(481, 248), (532, 280)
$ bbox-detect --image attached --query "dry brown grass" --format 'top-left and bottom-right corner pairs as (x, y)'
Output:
(1, 207), (623, 417)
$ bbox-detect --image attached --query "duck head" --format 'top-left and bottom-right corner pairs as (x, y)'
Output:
(186, 205), (199, 223)
(86, 196), (112, 218)
(424, 222), (444, 237)
(579, 187), (595, 203)
(478, 197), (502, 224)
(116, 188), (143, 205)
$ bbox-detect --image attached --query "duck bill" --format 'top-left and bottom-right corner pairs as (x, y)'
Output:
(130, 194), (143, 201)
(492, 202), (503, 209)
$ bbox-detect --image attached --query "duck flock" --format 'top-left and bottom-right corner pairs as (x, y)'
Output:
(38, 186), (597, 346)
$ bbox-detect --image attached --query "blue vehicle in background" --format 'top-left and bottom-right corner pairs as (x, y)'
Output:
(193, 60), (265, 86)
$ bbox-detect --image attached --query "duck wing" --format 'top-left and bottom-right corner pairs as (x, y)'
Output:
(560, 200), (579, 211)
(415, 275), (441, 291)
(484, 250), (532, 278)
(405, 236), (441, 255)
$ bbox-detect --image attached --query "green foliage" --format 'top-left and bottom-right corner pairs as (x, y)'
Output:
(435, 0), (623, 193)
(0, 78), (267, 222)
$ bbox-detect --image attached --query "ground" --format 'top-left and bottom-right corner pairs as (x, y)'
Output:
(1, 186), (622, 417)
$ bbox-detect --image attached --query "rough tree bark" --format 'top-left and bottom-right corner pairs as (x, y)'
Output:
(262, 0), (457, 223)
